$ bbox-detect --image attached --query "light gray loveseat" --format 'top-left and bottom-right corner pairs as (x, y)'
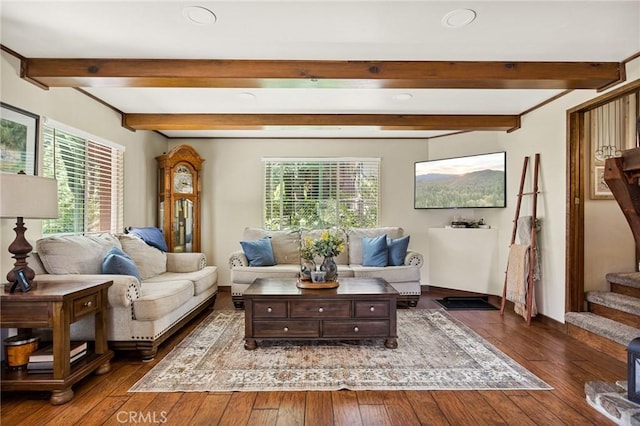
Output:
(229, 227), (423, 308)
(31, 233), (218, 360)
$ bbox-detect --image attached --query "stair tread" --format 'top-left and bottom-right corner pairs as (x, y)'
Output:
(606, 272), (640, 289)
(564, 312), (640, 346)
(586, 291), (640, 316)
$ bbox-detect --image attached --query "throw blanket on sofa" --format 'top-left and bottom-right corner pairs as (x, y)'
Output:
(505, 244), (538, 319)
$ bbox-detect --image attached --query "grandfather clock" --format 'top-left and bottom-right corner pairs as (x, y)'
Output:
(156, 145), (204, 252)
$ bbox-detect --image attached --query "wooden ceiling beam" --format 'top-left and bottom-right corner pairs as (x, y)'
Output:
(123, 113), (520, 132)
(23, 59), (621, 90)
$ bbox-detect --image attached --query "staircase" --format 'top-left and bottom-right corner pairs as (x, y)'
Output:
(565, 272), (640, 363)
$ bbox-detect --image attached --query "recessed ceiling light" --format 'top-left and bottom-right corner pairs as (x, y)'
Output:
(238, 92), (256, 100)
(392, 93), (413, 101)
(441, 9), (476, 28)
(183, 6), (217, 25)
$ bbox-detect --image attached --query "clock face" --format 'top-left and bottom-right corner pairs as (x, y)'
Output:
(173, 166), (193, 194)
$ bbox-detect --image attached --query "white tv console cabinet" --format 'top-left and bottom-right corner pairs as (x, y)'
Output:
(427, 227), (501, 295)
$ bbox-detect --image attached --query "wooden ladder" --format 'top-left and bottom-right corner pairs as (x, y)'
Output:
(500, 153), (540, 325)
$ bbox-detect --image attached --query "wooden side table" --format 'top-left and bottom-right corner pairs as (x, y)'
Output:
(1, 279), (114, 405)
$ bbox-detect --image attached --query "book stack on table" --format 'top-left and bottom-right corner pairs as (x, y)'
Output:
(27, 341), (87, 373)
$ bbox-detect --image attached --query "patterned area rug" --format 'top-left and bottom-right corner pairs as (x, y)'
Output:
(130, 309), (551, 392)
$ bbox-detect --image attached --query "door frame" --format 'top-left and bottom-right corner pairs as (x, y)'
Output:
(566, 79), (640, 312)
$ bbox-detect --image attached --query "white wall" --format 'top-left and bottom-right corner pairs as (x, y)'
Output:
(0, 51), (167, 280)
(169, 138), (433, 288)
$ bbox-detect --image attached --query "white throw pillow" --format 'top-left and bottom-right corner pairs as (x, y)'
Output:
(36, 233), (121, 275)
(119, 234), (167, 280)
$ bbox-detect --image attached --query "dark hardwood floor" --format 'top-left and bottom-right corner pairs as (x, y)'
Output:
(1, 287), (622, 425)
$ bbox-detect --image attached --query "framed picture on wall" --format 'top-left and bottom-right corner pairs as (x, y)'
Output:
(592, 165), (612, 199)
(0, 102), (39, 175)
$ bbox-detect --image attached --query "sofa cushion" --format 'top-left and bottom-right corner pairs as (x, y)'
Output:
(102, 246), (141, 281)
(243, 228), (301, 265)
(347, 227), (403, 265)
(127, 227), (168, 252)
(240, 237), (276, 266)
(301, 228), (349, 265)
(350, 264), (420, 283)
(37, 233), (121, 275)
(387, 235), (410, 266)
(144, 267), (218, 296)
(119, 234), (167, 280)
(362, 235), (389, 267)
(133, 280), (193, 321)
(231, 265), (300, 284)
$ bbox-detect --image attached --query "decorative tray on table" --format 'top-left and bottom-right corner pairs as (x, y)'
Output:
(296, 279), (339, 289)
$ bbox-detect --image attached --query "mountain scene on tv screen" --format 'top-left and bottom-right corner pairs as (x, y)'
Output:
(415, 169), (505, 208)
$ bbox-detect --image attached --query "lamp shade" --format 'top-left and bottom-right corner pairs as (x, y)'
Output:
(0, 173), (59, 219)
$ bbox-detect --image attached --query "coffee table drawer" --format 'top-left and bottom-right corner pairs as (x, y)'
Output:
(253, 301), (287, 318)
(290, 300), (350, 318)
(354, 301), (389, 318)
(253, 320), (319, 338)
(323, 320), (390, 338)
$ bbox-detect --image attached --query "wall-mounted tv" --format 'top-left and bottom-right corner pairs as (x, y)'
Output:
(414, 152), (506, 209)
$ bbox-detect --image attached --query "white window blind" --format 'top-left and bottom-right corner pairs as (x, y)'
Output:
(41, 120), (124, 235)
(263, 157), (380, 230)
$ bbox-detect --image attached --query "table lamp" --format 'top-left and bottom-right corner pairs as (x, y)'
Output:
(0, 172), (58, 284)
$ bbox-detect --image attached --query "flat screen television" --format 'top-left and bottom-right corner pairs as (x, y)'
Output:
(414, 151), (506, 209)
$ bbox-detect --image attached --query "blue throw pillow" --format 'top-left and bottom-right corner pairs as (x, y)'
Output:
(387, 235), (410, 266)
(362, 235), (389, 267)
(102, 246), (142, 281)
(127, 227), (168, 252)
(240, 237), (276, 266)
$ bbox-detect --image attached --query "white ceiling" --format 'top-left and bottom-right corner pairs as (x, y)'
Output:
(1, 1), (639, 138)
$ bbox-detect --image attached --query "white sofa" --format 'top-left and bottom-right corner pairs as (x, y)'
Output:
(229, 227), (423, 308)
(31, 233), (218, 360)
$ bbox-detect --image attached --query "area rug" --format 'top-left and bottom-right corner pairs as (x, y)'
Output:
(129, 309), (551, 392)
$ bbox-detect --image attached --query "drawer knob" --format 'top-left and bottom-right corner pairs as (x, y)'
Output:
(267, 307), (272, 313)
(369, 306), (375, 312)
(84, 301), (92, 307)
(353, 326), (359, 333)
(283, 327), (289, 332)
(318, 307), (324, 313)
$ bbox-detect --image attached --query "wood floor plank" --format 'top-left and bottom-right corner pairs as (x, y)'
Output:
(378, 391), (421, 426)
(74, 396), (128, 426)
(218, 391), (258, 426)
(100, 392), (159, 426)
(460, 391), (508, 425)
(506, 393), (568, 425)
(431, 391), (479, 425)
(162, 393), (209, 425)
(356, 390), (386, 405)
(331, 390), (364, 426)
(477, 391), (537, 426)
(304, 391), (333, 426)
(275, 391), (306, 426)
(247, 408), (279, 426)
(254, 390), (285, 409)
(189, 393), (233, 426)
(404, 391), (450, 425)
(359, 404), (393, 426)
(136, 392), (182, 426)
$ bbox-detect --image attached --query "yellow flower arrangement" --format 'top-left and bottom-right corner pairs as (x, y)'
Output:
(300, 231), (345, 260)
(312, 230), (345, 258)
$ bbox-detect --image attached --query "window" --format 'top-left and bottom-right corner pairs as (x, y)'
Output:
(41, 118), (124, 235)
(263, 157), (380, 230)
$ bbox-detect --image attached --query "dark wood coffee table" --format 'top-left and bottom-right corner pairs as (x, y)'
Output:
(243, 277), (398, 350)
